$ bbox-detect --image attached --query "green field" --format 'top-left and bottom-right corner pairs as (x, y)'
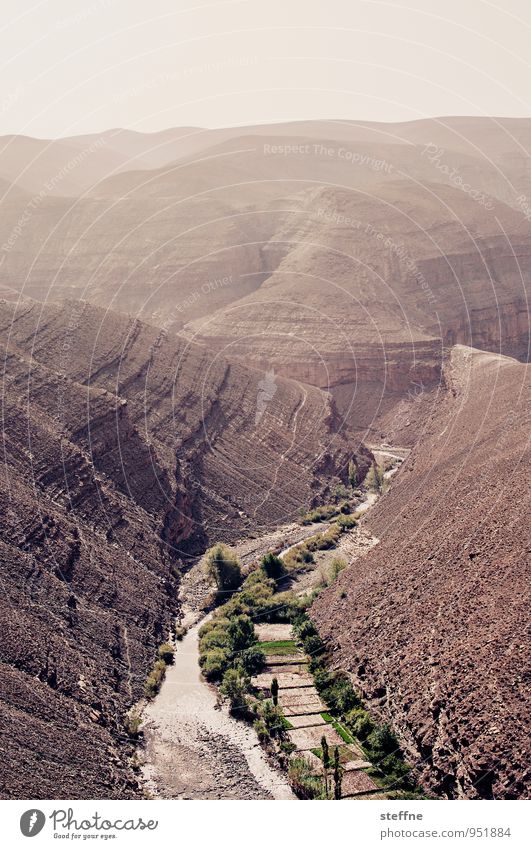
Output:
(256, 639), (299, 656)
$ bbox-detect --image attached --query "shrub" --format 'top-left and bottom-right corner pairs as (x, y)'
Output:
(300, 504), (339, 525)
(253, 718), (270, 742)
(305, 523), (342, 551)
(330, 557), (347, 578)
(199, 626), (230, 652)
(199, 617), (230, 638)
(315, 669), (359, 714)
(345, 707), (374, 740)
(220, 668), (249, 715)
(348, 459), (358, 487)
(260, 700), (288, 738)
(124, 712), (142, 738)
(144, 659), (166, 698)
(174, 625), (186, 640)
(199, 647), (229, 681)
(204, 543), (242, 595)
(288, 757), (327, 800)
(261, 552), (287, 580)
(337, 513), (357, 530)
(227, 614), (256, 653)
(240, 644), (266, 675)
(293, 618), (319, 640)
(366, 724), (399, 757)
(302, 633), (326, 658)
(379, 755), (414, 789)
(157, 642), (175, 664)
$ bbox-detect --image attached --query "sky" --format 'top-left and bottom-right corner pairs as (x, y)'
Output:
(1, 0), (531, 138)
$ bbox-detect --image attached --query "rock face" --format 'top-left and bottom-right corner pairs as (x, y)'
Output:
(312, 346), (530, 799)
(0, 297), (366, 799)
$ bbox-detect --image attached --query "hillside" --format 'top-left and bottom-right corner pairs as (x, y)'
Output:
(312, 346), (530, 799)
(0, 297), (366, 798)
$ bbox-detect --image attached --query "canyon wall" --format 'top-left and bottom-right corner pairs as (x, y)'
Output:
(0, 297), (366, 798)
(312, 346), (530, 799)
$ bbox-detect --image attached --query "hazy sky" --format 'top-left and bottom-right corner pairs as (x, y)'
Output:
(2, 0), (531, 137)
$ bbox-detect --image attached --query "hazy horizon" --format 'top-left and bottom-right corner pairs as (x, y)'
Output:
(2, 0), (531, 138)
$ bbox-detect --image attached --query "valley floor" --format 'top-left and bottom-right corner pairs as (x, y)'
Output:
(140, 482), (395, 799)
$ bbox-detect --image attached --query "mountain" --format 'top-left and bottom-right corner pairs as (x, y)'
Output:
(0, 297), (366, 798)
(0, 121), (529, 434)
(312, 346), (530, 799)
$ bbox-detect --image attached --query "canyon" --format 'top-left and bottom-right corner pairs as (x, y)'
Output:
(0, 117), (529, 800)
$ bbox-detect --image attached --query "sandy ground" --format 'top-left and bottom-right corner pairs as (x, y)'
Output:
(141, 621), (294, 799)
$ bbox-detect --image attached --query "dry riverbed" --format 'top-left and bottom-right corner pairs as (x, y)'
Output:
(140, 476), (399, 799)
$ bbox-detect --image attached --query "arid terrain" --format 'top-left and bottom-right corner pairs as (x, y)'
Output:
(0, 118), (529, 800)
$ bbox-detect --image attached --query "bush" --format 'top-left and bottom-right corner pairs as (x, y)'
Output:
(288, 757), (327, 800)
(314, 669), (359, 714)
(260, 700), (289, 738)
(366, 724), (399, 757)
(240, 644), (266, 675)
(337, 514), (357, 530)
(254, 718), (270, 742)
(199, 647), (230, 681)
(345, 707), (374, 741)
(220, 668), (249, 715)
(348, 459), (358, 487)
(379, 755), (414, 789)
(261, 552), (287, 580)
(144, 659), (166, 698)
(305, 523), (342, 552)
(124, 712), (142, 738)
(204, 543), (242, 595)
(199, 626), (231, 652)
(329, 557), (347, 579)
(157, 642), (175, 664)
(302, 633), (326, 658)
(199, 617), (230, 638)
(174, 625), (186, 640)
(300, 504), (339, 525)
(227, 614), (256, 653)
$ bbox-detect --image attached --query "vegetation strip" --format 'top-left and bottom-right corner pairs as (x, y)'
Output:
(195, 492), (427, 800)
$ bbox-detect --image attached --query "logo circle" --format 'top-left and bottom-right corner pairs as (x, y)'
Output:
(20, 810), (46, 837)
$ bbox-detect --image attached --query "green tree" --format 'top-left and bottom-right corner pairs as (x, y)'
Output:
(204, 543), (242, 595)
(240, 644), (266, 675)
(220, 668), (249, 715)
(227, 614), (255, 653)
(271, 677), (279, 706)
(261, 552), (286, 581)
(348, 459), (358, 487)
(333, 746), (343, 800)
(365, 462), (384, 493)
(321, 734), (330, 798)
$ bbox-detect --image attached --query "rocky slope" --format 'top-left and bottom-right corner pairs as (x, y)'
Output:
(0, 297), (366, 798)
(312, 346), (530, 799)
